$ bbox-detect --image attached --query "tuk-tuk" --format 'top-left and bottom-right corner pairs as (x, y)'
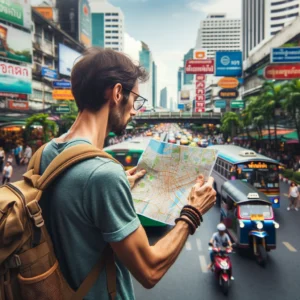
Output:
(220, 180), (279, 266)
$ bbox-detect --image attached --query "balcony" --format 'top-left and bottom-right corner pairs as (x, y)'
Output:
(33, 35), (54, 56)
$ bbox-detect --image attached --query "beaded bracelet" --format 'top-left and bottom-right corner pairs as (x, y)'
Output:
(183, 205), (203, 223)
(180, 210), (200, 228)
(181, 208), (201, 226)
(175, 217), (196, 235)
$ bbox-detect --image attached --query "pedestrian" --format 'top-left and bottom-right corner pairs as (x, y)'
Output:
(287, 181), (299, 211)
(6, 154), (13, 165)
(13, 143), (21, 166)
(38, 48), (216, 299)
(2, 161), (13, 185)
(0, 146), (5, 172)
(20, 144), (32, 165)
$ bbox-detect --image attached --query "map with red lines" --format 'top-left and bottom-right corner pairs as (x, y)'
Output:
(132, 140), (218, 225)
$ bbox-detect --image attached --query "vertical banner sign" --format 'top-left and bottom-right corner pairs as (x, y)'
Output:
(195, 108), (205, 113)
(79, 0), (92, 47)
(196, 75), (205, 81)
(196, 81), (205, 89)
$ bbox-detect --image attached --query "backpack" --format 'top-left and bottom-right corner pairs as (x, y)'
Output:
(0, 143), (119, 300)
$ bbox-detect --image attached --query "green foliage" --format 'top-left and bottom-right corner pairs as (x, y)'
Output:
(283, 169), (294, 179)
(293, 172), (300, 183)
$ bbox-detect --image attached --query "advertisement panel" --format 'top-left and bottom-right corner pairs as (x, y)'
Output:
(230, 100), (244, 109)
(41, 67), (58, 79)
(0, 92), (27, 99)
(217, 77), (239, 89)
(196, 74), (205, 81)
(218, 89), (239, 99)
(178, 103), (184, 110)
(193, 49), (207, 60)
(59, 44), (81, 76)
(185, 59), (214, 74)
(196, 89), (205, 95)
(264, 64), (300, 80)
(33, 7), (54, 20)
(215, 51), (242, 77)
(8, 100), (28, 110)
(196, 95), (205, 101)
(0, 62), (31, 94)
(196, 81), (205, 89)
(195, 108), (205, 113)
(214, 100), (226, 108)
(180, 90), (190, 101)
(271, 47), (300, 63)
(0, 0), (31, 29)
(195, 102), (205, 108)
(52, 105), (70, 113)
(78, 0), (92, 47)
(52, 89), (74, 100)
(53, 79), (71, 89)
(0, 23), (32, 63)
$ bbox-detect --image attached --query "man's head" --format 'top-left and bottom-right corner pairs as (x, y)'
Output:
(217, 223), (226, 236)
(71, 48), (148, 135)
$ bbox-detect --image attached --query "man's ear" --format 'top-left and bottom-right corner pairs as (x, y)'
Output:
(112, 83), (123, 105)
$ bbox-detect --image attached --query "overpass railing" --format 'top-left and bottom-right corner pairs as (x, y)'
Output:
(134, 112), (223, 119)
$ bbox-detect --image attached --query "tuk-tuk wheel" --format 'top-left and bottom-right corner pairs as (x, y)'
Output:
(256, 244), (267, 267)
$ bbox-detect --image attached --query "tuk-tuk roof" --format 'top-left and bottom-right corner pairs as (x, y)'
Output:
(222, 180), (272, 205)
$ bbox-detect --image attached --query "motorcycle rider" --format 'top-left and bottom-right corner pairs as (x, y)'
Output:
(208, 223), (232, 270)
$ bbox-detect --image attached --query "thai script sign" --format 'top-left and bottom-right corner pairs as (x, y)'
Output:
(52, 89), (74, 100)
(8, 99), (28, 110)
(218, 89), (239, 99)
(271, 47), (300, 63)
(264, 64), (300, 80)
(217, 77), (239, 89)
(196, 74), (205, 81)
(196, 95), (205, 101)
(215, 51), (243, 77)
(185, 59), (214, 74)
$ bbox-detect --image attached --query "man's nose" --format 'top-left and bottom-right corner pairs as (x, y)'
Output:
(130, 109), (137, 116)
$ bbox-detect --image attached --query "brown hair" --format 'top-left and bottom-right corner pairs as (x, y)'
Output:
(71, 47), (148, 111)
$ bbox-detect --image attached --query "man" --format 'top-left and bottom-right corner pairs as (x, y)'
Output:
(21, 144), (32, 165)
(208, 223), (232, 270)
(39, 48), (216, 300)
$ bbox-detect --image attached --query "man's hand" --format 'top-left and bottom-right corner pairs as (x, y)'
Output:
(187, 175), (216, 215)
(126, 166), (146, 189)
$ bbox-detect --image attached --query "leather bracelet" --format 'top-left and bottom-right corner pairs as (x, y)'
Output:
(175, 217), (196, 235)
(183, 205), (203, 222)
(181, 208), (201, 226)
(180, 210), (200, 228)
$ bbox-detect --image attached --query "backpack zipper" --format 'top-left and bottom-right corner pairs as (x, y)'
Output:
(6, 183), (26, 212)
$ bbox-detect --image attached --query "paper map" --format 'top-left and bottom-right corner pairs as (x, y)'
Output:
(132, 140), (218, 225)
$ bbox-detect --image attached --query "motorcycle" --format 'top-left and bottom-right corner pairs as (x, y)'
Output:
(208, 242), (233, 295)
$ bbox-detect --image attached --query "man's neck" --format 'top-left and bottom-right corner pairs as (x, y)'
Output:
(56, 106), (110, 149)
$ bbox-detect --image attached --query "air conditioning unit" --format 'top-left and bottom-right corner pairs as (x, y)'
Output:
(239, 150), (257, 157)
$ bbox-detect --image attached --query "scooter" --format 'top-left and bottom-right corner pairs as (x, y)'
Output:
(208, 242), (233, 295)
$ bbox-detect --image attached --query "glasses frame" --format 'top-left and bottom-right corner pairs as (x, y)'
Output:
(124, 88), (148, 111)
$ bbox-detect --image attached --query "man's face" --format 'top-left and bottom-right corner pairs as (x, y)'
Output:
(219, 231), (225, 236)
(108, 83), (138, 135)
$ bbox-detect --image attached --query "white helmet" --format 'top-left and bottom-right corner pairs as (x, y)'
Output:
(217, 223), (226, 231)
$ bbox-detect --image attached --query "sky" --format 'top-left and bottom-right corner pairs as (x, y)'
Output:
(110, 0), (242, 107)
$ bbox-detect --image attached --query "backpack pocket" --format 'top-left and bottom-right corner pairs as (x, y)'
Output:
(17, 260), (73, 300)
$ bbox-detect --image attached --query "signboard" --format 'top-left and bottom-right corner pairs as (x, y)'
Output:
(185, 59), (214, 74)
(218, 89), (239, 99)
(53, 79), (71, 89)
(195, 108), (205, 113)
(230, 100), (244, 109)
(193, 49), (207, 60)
(196, 81), (205, 89)
(52, 105), (70, 113)
(59, 44), (81, 76)
(79, 0), (92, 47)
(178, 103), (184, 110)
(52, 89), (74, 100)
(196, 89), (205, 95)
(271, 47), (300, 63)
(0, 23), (32, 63)
(0, 62), (31, 94)
(215, 51), (243, 77)
(217, 77), (239, 89)
(0, 0), (31, 29)
(41, 67), (58, 79)
(0, 92), (27, 99)
(195, 102), (205, 108)
(196, 95), (205, 101)
(180, 90), (190, 101)
(8, 100), (29, 110)
(33, 7), (53, 20)
(264, 64), (300, 80)
(215, 100), (226, 109)
(196, 74), (205, 81)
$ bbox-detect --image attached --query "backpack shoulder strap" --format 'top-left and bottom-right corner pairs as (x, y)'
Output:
(27, 143), (48, 174)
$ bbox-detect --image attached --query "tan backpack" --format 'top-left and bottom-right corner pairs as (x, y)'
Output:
(0, 144), (119, 300)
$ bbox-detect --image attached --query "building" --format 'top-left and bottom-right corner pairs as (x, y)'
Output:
(183, 49), (194, 85)
(152, 61), (157, 108)
(89, 0), (124, 51)
(243, 0), (300, 59)
(195, 14), (242, 58)
(160, 87), (168, 109)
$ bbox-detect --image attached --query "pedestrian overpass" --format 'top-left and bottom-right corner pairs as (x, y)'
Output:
(133, 112), (223, 124)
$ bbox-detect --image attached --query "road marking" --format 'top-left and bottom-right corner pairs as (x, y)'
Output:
(196, 238), (202, 251)
(185, 241), (192, 251)
(283, 242), (297, 252)
(199, 255), (208, 273)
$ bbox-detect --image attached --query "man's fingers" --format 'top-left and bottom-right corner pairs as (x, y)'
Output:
(127, 166), (137, 175)
(133, 169), (146, 180)
(207, 176), (214, 187)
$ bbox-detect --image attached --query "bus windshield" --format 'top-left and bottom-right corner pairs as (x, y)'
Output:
(236, 162), (279, 189)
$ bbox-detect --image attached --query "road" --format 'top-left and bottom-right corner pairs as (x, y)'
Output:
(132, 182), (300, 300)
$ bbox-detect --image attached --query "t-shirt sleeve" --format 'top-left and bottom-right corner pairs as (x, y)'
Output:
(84, 159), (140, 243)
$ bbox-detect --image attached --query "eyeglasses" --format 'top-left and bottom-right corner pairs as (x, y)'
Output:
(124, 89), (148, 111)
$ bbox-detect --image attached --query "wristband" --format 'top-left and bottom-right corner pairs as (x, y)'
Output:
(175, 217), (196, 235)
(181, 208), (201, 226)
(180, 210), (200, 228)
(183, 205), (203, 222)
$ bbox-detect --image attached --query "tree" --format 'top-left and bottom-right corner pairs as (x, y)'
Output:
(221, 112), (241, 141)
(282, 79), (300, 142)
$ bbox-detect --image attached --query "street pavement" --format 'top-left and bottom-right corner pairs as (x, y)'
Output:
(5, 165), (300, 300)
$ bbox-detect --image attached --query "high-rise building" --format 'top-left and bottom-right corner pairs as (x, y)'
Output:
(183, 49), (194, 85)
(195, 14), (242, 58)
(89, 0), (124, 51)
(160, 87), (167, 109)
(243, 0), (300, 59)
(152, 61), (157, 108)
(177, 67), (184, 93)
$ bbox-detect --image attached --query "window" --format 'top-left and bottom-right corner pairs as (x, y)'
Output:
(45, 92), (52, 101)
(271, 0), (296, 5)
(271, 4), (299, 13)
(112, 42), (118, 45)
(112, 25), (118, 28)
(35, 25), (42, 36)
(43, 29), (53, 42)
(44, 57), (53, 67)
(106, 19), (112, 22)
(112, 47), (119, 50)
(271, 12), (298, 20)
(112, 30), (119, 33)
(106, 42), (111, 45)
(112, 13), (119, 16)
(105, 13), (111, 16)
(112, 36), (118, 39)
(112, 19), (118, 22)
(106, 25), (112, 27)
(271, 23), (284, 28)
(33, 89), (42, 100)
(105, 30), (111, 33)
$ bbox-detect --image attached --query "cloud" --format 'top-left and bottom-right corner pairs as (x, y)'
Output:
(188, 0), (241, 18)
(124, 33), (141, 63)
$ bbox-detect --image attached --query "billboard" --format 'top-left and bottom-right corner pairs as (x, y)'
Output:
(230, 100), (244, 109)
(271, 47), (300, 63)
(264, 64), (300, 80)
(215, 100), (226, 108)
(52, 89), (74, 100)
(217, 77), (239, 89)
(59, 44), (81, 76)
(0, 62), (32, 94)
(33, 7), (54, 20)
(79, 0), (92, 47)
(180, 90), (190, 101)
(215, 51), (243, 77)
(8, 100), (29, 110)
(41, 67), (58, 79)
(0, 23), (32, 63)
(0, 0), (31, 29)
(185, 59), (214, 74)
(218, 89), (239, 99)
(193, 49), (207, 60)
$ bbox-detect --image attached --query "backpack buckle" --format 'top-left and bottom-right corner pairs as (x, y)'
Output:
(26, 200), (44, 228)
(4, 254), (21, 269)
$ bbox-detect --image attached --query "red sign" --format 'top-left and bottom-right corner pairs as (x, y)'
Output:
(195, 108), (205, 113)
(196, 89), (205, 95)
(0, 92), (27, 100)
(185, 59), (214, 74)
(196, 74), (206, 81)
(196, 82), (205, 89)
(196, 102), (205, 108)
(8, 100), (29, 110)
(264, 64), (300, 80)
(196, 95), (206, 101)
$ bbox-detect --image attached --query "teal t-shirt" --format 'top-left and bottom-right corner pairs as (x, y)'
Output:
(39, 138), (140, 300)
